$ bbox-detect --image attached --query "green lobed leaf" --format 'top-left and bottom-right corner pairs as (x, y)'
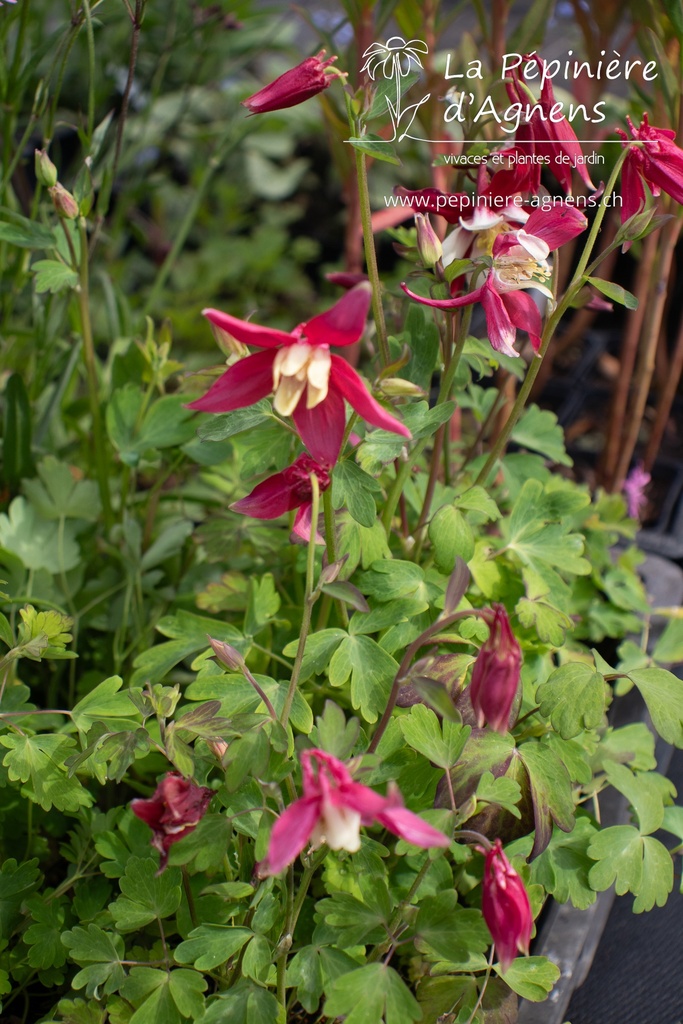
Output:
(587, 825), (674, 912)
(518, 743), (575, 858)
(286, 945), (360, 1014)
(652, 617), (683, 663)
(0, 497), (81, 573)
(196, 981), (281, 1024)
(415, 892), (489, 963)
(0, 210), (57, 249)
(536, 663), (609, 739)
(32, 259), (79, 294)
(429, 505), (475, 572)
(71, 675), (141, 733)
(495, 956), (560, 1001)
(399, 704), (471, 769)
(516, 596), (573, 646)
(0, 858), (40, 936)
(324, 963), (422, 1024)
(530, 817), (599, 909)
(511, 405), (572, 466)
(332, 460), (382, 528)
(0, 733), (92, 812)
(603, 762), (675, 835)
(110, 857), (182, 932)
(628, 667), (683, 746)
(195, 400), (271, 442)
(328, 634), (397, 722)
(174, 925), (253, 971)
(61, 925), (126, 998)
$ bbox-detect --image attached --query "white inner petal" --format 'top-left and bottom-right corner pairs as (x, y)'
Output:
(515, 230), (550, 261)
(272, 342), (331, 415)
(318, 803), (362, 852)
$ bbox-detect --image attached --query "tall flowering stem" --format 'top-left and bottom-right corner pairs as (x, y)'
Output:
(77, 218), (112, 527)
(382, 311), (470, 534)
(474, 147), (630, 487)
(353, 125), (390, 366)
(280, 472), (320, 728)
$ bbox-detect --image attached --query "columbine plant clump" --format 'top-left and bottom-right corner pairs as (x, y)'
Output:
(1, 6), (683, 1024)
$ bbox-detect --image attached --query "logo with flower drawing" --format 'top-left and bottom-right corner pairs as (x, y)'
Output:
(361, 36), (432, 141)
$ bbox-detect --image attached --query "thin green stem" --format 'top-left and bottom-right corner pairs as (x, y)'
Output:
(142, 125), (250, 316)
(353, 138), (389, 366)
(77, 218), (113, 526)
(367, 607), (477, 754)
(280, 474), (320, 727)
(474, 149), (629, 487)
(82, 0), (96, 142)
(382, 324), (467, 535)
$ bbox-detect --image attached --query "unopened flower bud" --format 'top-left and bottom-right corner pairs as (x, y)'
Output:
(380, 377), (426, 397)
(209, 320), (249, 359)
(469, 605), (521, 733)
(242, 50), (339, 115)
(48, 183), (79, 220)
(415, 213), (443, 268)
(207, 738), (229, 759)
(34, 148), (57, 188)
(208, 636), (245, 672)
(481, 838), (532, 971)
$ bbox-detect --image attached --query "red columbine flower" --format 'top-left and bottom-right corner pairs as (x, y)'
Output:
(469, 605), (522, 734)
(231, 453), (331, 541)
(188, 284), (410, 464)
(504, 55), (596, 196)
(481, 839), (533, 972)
(242, 50), (338, 114)
(618, 113), (683, 224)
(402, 204), (587, 357)
(259, 748), (450, 876)
(131, 773), (213, 872)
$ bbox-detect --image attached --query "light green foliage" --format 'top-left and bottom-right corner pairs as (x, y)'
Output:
(0, 734), (92, 812)
(2, 5), (682, 1021)
(110, 858), (182, 931)
(324, 963), (423, 1024)
(399, 705), (470, 769)
(587, 826), (674, 912)
(495, 957), (561, 1000)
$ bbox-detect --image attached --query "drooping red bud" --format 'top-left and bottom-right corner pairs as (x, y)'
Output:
(469, 605), (522, 733)
(131, 772), (213, 872)
(481, 838), (533, 972)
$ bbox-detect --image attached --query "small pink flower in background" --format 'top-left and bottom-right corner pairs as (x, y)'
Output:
(188, 284), (410, 464)
(242, 50), (338, 114)
(618, 114), (683, 225)
(469, 605), (522, 734)
(131, 772), (213, 872)
(481, 838), (533, 972)
(623, 462), (651, 520)
(231, 453), (332, 541)
(258, 748), (450, 876)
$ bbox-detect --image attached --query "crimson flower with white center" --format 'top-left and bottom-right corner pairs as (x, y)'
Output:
(187, 284), (410, 465)
(402, 203), (587, 357)
(258, 748), (450, 876)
